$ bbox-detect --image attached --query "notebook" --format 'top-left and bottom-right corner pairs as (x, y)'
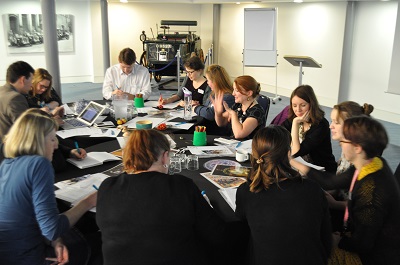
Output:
(61, 101), (106, 130)
(67, 152), (121, 169)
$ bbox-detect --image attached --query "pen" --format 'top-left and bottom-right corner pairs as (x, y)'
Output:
(92, 185), (99, 190)
(74, 141), (81, 155)
(201, 190), (213, 208)
(236, 142), (242, 149)
(116, 85), (120, 90)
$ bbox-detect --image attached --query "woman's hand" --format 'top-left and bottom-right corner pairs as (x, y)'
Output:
(70, 148), (87, 160)
(293, 110), (310, 125)
(46, 238), (69, 265)
(192, 100), (200, 107)
(212, 91), (225, 115)
(177, 100), (185, 107)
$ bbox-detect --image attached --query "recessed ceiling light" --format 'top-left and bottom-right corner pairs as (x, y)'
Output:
(120, 0), (128, 3)
(236, 2), (241, 4)
(294, 0), (303, 3)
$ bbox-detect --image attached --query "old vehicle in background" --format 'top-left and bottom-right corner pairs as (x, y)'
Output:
(8, 30), (31, 47)
(140, 20), (202, 82)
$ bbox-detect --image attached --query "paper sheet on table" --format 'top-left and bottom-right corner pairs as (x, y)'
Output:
(125, 116), (166, 128)
(187, 145), (235, 157)
(116, 137), (127, 148)
(165, 121), (194, 130)
(136, 107), (154, 114)
(62, 104), (75, 115)
(90, 128), (120, 137)
(294, 157), (325, 171)
(235, 139), (252, 154)
(56, 127), (102, 139)
(55, 173), (109, 212)
(218, 188), (238, 211)
(145, 100), (181, 110)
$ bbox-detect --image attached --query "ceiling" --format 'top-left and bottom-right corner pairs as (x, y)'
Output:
(103, 0), (387, 3)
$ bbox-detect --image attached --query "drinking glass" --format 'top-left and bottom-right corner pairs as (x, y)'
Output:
(175, 153), (187, 169)
(187, 155), (199, 171)
(169, 157), (182, 175)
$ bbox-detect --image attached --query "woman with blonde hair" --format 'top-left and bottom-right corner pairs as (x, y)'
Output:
(235, 126), (332, 264)
(192, 64), (235, 135)
(96, 129), (227, 264)
(213, 75), (265, 139)
(0, 108), (96, 265)
(27, 68), (62, 111)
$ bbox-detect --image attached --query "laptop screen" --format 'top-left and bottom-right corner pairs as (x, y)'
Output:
(79, 102), (105, 124)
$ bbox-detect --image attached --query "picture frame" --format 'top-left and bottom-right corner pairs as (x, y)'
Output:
(3, 13), (74, 54)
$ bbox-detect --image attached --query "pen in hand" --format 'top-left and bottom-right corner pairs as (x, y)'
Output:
(92, 185), (99, 190)
(74, 141), (81, 155)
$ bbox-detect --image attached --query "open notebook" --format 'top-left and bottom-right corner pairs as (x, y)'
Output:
(67, 152), (121, 169)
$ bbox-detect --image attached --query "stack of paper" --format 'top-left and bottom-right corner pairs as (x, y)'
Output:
(187, 145), (235, 158)
(55, 173), (109, 212)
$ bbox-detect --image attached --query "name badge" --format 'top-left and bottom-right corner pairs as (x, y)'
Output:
(198, 89), (204, 94)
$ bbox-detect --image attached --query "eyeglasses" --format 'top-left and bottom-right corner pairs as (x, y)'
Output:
(38, 83), (50, 90)
(185, 70), (196, 75)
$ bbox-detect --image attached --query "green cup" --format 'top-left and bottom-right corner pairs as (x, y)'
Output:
(193, 131), (207, 146)
(134, 97), (144, 108)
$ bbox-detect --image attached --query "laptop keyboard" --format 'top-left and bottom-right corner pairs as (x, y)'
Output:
(65, 118), (86, 127)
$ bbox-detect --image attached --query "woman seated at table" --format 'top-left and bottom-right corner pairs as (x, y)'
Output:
(235, 126), (332, 265)
(158, 56), (211, 107)
(26, 68), (64, 119)
(0, 108), (97, 265)
(193, 64), (234, 135)
(96, 129), (227, 265)
(213, 75), (265, 140)
(291, 101), (374, 231)
(282, 84), (337, 172)
(317, 116), (400, 264)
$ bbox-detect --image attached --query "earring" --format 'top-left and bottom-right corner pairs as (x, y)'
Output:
(247, 97), (251, 101)
(163, 164), (168, 168)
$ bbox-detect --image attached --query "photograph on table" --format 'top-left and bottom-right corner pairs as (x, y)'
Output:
(3, 13), (74, 54)
(211, 164), (251, 178)
(201, 172), (246, 189)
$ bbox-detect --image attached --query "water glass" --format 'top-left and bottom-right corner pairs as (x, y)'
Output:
(175, 153), (187, 169)
(169, 157), (182, 175)
(187, 155), (199, 171)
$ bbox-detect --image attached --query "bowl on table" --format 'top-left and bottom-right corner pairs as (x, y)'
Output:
(136, 120), (153, 129)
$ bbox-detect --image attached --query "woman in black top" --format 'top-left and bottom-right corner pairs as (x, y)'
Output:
(282, 84), (337, 172)
(235, 126), (332, 265)
(96, 129), (227, 265)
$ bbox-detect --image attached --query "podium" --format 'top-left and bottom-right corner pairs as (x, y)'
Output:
(284, 56), (322, 86)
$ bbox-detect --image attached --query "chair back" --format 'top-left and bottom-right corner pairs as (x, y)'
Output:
(257, 95), (271, 122)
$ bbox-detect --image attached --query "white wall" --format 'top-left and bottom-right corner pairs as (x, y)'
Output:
(107, 3), (213, 66)
(347, 2), (400, 123)
(0, 0), (95, 83)
(219, 2), (347, 108)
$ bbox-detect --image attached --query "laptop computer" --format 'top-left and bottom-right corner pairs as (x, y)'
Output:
(61, 101), (106, 130)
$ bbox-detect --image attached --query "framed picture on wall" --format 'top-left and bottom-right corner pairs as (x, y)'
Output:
(3, 13), (74, 54)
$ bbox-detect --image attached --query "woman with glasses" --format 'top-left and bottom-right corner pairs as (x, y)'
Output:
(290, 101), (374, 231)
(213, 75), (265, 140)
(26, 68), (62, 113)
(314, 116), (400, 264)
(158, 56), (210, 107)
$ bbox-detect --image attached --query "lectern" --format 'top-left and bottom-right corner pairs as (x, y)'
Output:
(284, 56), (322, 86)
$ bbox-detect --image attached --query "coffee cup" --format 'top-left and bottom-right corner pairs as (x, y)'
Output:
(236, 151), (249, 162)
(136, 120), (152, 129)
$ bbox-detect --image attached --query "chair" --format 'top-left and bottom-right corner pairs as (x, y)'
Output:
(394, 161), (400, 188)
(270, 105), (290, 126)
(257, 95), (271, 122)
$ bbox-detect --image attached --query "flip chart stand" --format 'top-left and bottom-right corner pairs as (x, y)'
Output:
(284, 56), (322, 86)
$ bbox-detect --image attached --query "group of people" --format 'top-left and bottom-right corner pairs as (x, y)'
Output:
(1, 48), (400, 265)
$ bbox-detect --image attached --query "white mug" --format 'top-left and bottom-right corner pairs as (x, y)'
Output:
(236, 151), (249, 162)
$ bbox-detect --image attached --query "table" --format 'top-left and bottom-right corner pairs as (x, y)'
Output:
(55, 133), (250, 264)
(56, 134), (250, 222)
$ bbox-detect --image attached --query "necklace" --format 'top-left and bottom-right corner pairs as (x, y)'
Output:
(237, 99), (257, 123)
